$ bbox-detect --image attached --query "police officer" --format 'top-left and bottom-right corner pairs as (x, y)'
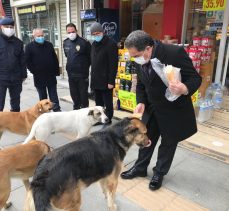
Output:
(63, 23), (91, 110)
(0, 17), (27, 111)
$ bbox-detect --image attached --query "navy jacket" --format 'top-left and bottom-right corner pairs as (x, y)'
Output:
(63, 36), (91, 79)
(90, 35), (118, 90)
(136, 42), (202, 142)
(25, 41), (59, 87)
(0, 32), (27, 84)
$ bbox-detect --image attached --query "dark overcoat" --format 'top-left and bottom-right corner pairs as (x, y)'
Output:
(63, 36), (91, 79)
(90, 35), (118, 90)
(25, 41), (59, 88)
(136, 42), (202, 142)
(0, 33), (27, 83)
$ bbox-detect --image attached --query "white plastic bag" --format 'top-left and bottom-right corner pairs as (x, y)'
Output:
(150, 58), (181, 101)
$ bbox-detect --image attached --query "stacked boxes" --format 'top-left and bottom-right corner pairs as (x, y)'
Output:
(116, 49), (137, 112)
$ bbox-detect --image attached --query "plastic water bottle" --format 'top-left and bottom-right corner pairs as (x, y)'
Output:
(205, 84), (213, 99)
(212, 87), (223, 109)
(197, 100), (207, 123)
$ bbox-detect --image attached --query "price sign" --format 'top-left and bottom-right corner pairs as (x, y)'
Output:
(203, 0), (226, 11)
(118, 90), (136, 112)
(191, 90), (199, 106)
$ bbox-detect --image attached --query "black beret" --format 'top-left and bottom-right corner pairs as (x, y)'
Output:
(0, 17), (15, 26)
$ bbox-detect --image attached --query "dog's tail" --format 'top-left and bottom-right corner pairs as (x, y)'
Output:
(23, 126), (36, 144)
(24, 186), (51, 211)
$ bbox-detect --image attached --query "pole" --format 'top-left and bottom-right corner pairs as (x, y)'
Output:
(66, 0), (70, 24)
(215, 0), (229, 83)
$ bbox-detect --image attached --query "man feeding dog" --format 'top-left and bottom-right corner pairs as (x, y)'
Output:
(120, 30), (202, 191)
(24, 117), (151, 211)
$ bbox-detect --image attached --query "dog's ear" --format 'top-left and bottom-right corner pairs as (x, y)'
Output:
(37, 102), (43, 112)
(88, 109), (94, 116)
(130, 118), (147, 133)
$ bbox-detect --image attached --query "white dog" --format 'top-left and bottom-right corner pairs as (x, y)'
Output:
(23, 106), (108, 144)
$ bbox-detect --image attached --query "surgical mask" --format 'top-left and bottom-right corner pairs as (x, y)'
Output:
(68, 33), (77, 41)
(134, 56), (149, 65)
(35, 37), (45, 44)
(2, 27), (15, 37)
(94, 35), (103, 42)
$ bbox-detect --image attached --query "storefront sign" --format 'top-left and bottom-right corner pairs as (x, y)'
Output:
(203, 0), (226, 11)
(102, 22), (117, 37)
(18, 4), (46, 15)
(118, 90), (136, 112)
(80, 9), (96, 20)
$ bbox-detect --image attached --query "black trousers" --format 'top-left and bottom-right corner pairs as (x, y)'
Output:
(69, 78), (89, 110)
(36, 84), (61, 111)
(94, 89), (113, 120)
(134, 113), (178, 176)
(0, 83), (22, 112)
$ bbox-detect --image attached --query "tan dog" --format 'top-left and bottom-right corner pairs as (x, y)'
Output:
(0, 140), (50, 210)
(0, 99), (53, 141)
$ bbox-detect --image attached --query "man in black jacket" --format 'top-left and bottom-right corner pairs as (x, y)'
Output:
(121, 30), (202, 191)
(0, 17), (27, 112)
(63, 23), (91, 110)
(90, 22), (118, 123)
(25, 28), (61, 111)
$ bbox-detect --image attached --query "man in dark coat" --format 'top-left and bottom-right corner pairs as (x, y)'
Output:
(25, 28), (61, 111)
(90, 22), (118, 123)
(63, 23), (91, 110)
(121, 30), (202, 191)
(0, 17), (27, 111)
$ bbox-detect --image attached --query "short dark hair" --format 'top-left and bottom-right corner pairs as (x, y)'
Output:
(124, 30), (154, 51)
(66, 23), (77, 31)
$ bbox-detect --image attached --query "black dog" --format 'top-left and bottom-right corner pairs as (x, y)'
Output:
(25, 117), (150, 211)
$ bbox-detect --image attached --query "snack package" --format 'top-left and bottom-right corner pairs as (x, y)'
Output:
(150, 58), (181, 101)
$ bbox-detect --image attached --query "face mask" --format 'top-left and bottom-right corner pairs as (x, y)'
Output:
(2, 27), (15, 37)
(94, 35), (103, 42)
(35, 37), (45, 44)
(68, 33), (77, 41)
(134, 56), (148, 65)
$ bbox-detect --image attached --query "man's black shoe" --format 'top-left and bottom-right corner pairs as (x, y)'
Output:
(120, 167), (147, 179)
(149, 174), (163, 191)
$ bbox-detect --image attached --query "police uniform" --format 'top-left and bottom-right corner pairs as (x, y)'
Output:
(63, 35), (91, 110)
(0, 17), (27, 111)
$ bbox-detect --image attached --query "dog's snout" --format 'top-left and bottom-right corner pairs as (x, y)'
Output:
(104, 117), (109, 123)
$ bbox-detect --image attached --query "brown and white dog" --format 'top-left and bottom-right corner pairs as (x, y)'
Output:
(0, 99), (53, 141)
(0, 140), (50, 210)
(24, 117), (150, 211)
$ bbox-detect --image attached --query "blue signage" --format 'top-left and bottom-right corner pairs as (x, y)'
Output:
(80, 9), (96, 20)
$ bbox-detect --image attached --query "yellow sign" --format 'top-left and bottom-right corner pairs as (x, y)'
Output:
(191, 90), (199, 106)
(203, 0), (226, 11)
(18, 4), (46, 14)
(118, 90), (136, 112)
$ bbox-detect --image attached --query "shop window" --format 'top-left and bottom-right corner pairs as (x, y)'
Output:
(18, 3), (58, 47)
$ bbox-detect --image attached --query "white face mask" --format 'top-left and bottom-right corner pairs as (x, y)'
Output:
(134, 56), (149, 65)
(2, 27), (15, 37)
(67, 32), (77, 41)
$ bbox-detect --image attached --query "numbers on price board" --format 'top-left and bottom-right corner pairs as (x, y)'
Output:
(203, 0), (225, 11)
(121, 99), (134, 109)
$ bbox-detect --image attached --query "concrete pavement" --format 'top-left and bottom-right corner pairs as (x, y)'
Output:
(0, 75), (229, 211)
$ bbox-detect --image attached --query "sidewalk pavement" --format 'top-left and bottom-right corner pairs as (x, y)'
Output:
(1, 75), (229, 211)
